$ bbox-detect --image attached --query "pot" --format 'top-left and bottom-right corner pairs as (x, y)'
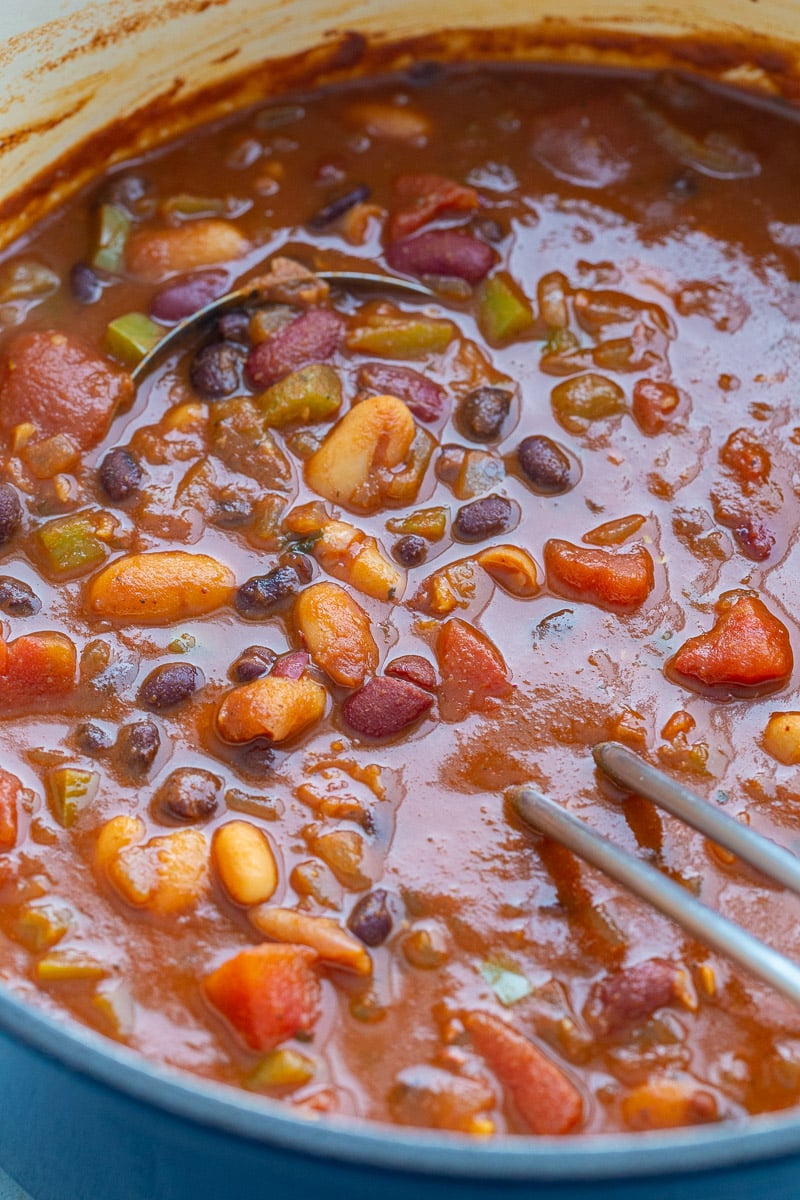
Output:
(2, 3), (800, 1197)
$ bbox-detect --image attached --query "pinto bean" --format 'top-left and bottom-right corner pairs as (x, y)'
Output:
(342, 676), (433, 739)
(139, 663), (202, 709)
(115, 719), (160, 775)
(0, 485), (21, 547)
(230, 645), (277, 682)
(356, 362), (447, 422)
(234, 566), (300, 618)
(392, 535), (427, 567)
(246, 308), (345, 388)
(98, 448), (143, 503)
(458, 387), (511, 442)
(517, 435), (574, 494)
(453, 494), (513, 542)
(150, 270), (229, 322)
(189, 340), (244, 398)
(154, 767), (221, 822)
(0, 576), (40, 616)
(585, 958), (695, 1036)
(87, 552), (235, 623)
(217, 674), (326, 744)
(386, 230), (495, 283)
(125, 219), (248, 282)
(294, 582), (377, 688)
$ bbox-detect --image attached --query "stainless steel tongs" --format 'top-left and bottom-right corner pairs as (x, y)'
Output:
(509, 742), (800, 1007)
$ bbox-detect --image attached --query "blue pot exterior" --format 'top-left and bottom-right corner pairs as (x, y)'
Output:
(3, 989), (800, 1200)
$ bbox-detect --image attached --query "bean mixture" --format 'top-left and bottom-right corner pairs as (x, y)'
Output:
(1, 63), (800, 1136)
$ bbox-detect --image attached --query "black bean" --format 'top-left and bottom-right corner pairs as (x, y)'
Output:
(98, 448), (143, 503)
(230, 645), (277, 682)
(308, 183), (371, 230)
(0, 484), (22, 547)
(236, 738), (276, 778)
(392, 534), (427, 567)
(278, 551), (314, 585)
(472, 217), (505, 244)
(154, 767), (220, 822)
(139, 663), (202, 709)
(116, 719), (160, 775)
(453, 494), (513, 542)
(458, 386), (511, 442)
(517, 435), (573, 495)
(0, 576), (40, 617)
(69, 261), (103, 305)
(347, 889), (393, 947)
(72, 721), (113, 755)
(216, 309), (251, 344)
(189, 340), (243, 399)
(234, 566), (300, 619)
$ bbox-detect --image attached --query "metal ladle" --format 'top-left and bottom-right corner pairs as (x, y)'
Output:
(130, 269), (435, 383)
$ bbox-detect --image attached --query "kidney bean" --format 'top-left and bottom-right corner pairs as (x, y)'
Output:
(271, 650), (310, 679)
(72, 721), (113, 755)
(0, 576), (40, 616)
(230, 645), (277, 682)
(393, 535), (427, 567)
(385, 655), (437, 692)
(234, 566), (300, 618)
(98, 447), (143, 503)
(139, 663), (202, 709)
(115, 719), (160, 775)
(342, 676), (434, 739)
(155, 767), (221, 822)
(517, 435), (574, 495)
(453, 494), (513, 542)
(189, 340), (244, 398)
(246, 308), (345, 388)
(0, 484), (22, 546)
(347, 888), (393, 946)
(733, 515), (775, 562)
(458, 386), (511, 442)
(308, 183), (371, 229)
(585, 958), (693, 1036)
(386, 230), (495, 283)
(356, 362), (447, 423)
(150, 270), (229, 323)
(69, 262), (103, 304)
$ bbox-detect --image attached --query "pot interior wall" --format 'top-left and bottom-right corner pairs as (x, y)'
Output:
(0, 0), (799, 248)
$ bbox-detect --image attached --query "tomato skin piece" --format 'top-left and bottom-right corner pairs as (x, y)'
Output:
(388, 173), (480, 241)
(0, 768), (21, 852)
(0, 331), (133, 451)
(670, 595), (793, 694)
(204, 943), (322, 1052)
(463, 1010), (583, 1135)
(0, 632), (77, 705)
(544, 539), (654, 611)
(435, 617), (511, 720)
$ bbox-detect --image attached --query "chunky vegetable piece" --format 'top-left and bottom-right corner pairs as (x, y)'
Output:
(0, 331), (133, 450)
(544, 540), (654, 611)
(670, 595), (793, 693)
(0, 769), (22, 853)
(204, 944), (322, 1051)
(463, 1011), (583, 1134)
(436, 618), (511, 720)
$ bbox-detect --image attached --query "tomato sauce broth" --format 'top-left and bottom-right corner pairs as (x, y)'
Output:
(0, 63), (799, 1136)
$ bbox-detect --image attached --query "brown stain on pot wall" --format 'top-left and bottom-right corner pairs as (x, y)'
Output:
(0, 14), (799, 250)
